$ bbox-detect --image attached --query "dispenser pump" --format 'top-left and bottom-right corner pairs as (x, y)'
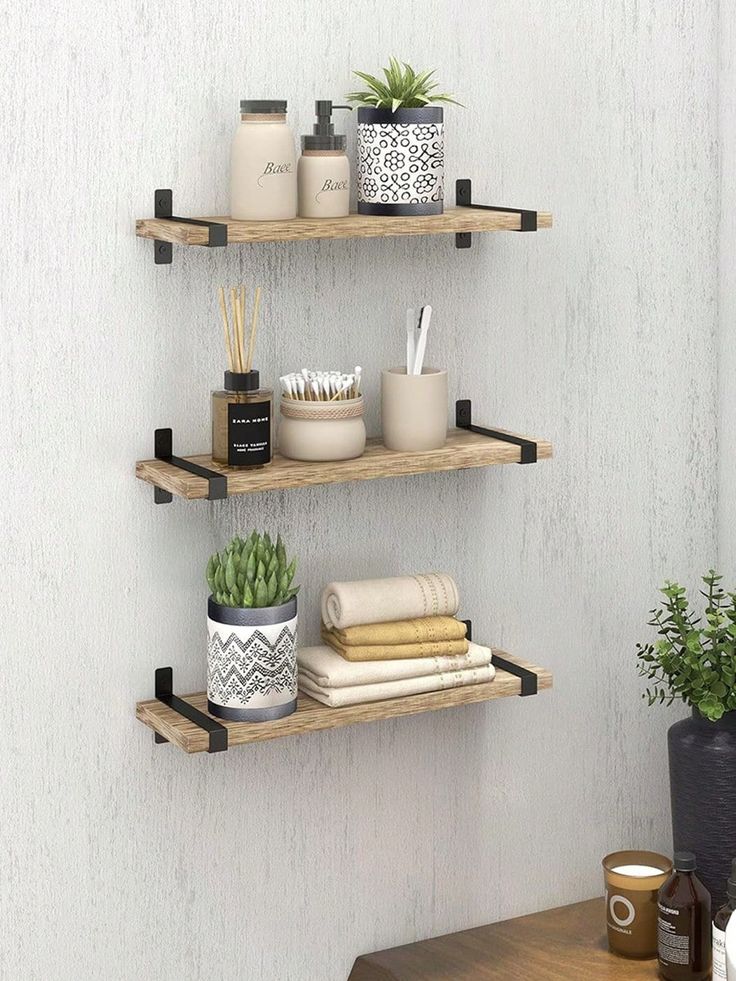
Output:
(302, 100), (351, 151)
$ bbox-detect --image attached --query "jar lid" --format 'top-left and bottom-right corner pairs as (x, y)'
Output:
(225, 369), (260, 391)
(240, 100), (287, 114)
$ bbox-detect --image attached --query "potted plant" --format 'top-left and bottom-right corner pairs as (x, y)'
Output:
(346, 57), (461, 216)
(636, 571), (736, 905)
(206, 531), (299, 722)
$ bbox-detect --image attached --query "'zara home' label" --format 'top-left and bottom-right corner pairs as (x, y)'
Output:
(227, 402), (271, 466)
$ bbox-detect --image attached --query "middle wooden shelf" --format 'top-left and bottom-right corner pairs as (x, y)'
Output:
(137, 422), (553, 502)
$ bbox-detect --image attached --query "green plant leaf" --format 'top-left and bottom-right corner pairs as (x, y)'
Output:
(225, 553), (236, 590)
(255, 577), (269, 608)
(243, 582), (254, 608)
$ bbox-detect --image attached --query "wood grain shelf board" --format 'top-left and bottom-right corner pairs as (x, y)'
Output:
(135, 207), (553, 246)
(348, 898), (654, 980)
(136, 428), (553, 501)
(136, 653), (553, 754)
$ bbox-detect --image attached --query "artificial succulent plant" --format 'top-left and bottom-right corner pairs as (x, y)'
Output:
(206, 531), (299, 609)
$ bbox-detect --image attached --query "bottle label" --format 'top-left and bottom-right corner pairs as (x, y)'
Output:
(658, 901), (693, 967)
(228, 402), (271, 466)
(713, 925), (727, 980)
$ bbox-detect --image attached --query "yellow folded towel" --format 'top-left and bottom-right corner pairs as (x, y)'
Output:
(321, 627), (470, 661)
(330, 616), (467, 647)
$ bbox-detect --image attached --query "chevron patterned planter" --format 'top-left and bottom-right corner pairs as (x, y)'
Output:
(207, 596), (298, 722)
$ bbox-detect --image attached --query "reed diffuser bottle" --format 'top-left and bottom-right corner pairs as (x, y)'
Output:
(212, 286), (272, 469)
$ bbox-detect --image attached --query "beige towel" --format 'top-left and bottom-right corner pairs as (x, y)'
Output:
(298, 641), (492, 688)
(299, 662), (496, 708)
(322, 627), (469, 661)
(331, 616), (467, 647)
(321, 573), (460, 630)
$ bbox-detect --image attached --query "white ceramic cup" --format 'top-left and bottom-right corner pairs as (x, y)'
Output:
(381, 367), (448, 451)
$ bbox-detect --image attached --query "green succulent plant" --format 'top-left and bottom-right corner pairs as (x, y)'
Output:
(636, 571), (736, 721)
(346, 57), (462, 112)
(206, 531), (299, 609)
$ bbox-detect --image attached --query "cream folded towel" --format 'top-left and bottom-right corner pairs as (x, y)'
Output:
(321, 573), (460, 630)
(299, 662), (496, 708)
(298, 641), (493, 688)
(321, 627), (469, 661)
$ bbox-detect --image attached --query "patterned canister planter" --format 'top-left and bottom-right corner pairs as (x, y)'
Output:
(207, 595), (297, 722)
(356, 107), (444, 216)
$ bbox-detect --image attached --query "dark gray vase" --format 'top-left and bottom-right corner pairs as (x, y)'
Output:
(668, 708), (736, 906)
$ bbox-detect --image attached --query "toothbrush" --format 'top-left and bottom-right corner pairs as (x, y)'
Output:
(406, 308), (416, 374)
(413, 305), (432, 376)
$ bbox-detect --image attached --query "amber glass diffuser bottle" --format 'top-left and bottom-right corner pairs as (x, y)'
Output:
(212, 285), (272, 469)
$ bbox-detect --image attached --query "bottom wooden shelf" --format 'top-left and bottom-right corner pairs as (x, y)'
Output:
(136, 651), (552, 754)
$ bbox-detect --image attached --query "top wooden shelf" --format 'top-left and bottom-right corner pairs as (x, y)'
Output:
(136, 206), (553, 247)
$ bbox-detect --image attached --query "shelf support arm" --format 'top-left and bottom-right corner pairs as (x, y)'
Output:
(154, 667), (228, 753)
(152, 429), (228, 504)
(455, 400), (537, 464)
(455, 179), (538, 249)
(153, 189), (228, 265)
(462, 621), (539, 696)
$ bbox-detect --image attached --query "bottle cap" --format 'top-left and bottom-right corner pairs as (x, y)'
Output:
(240, 100), (287, 114)
(673, 851), (697, 872)
(727, 857), (736, 900)
(302, 100), (349, 151)
(224, 369), (260, 391)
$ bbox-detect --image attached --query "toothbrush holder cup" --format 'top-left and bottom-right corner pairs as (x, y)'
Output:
(381, 367), (448, 452)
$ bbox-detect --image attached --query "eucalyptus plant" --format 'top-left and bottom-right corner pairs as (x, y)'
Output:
(636, 571), (736, 721)
(346, 57), (462, 112)
(206, 531), (299, 609)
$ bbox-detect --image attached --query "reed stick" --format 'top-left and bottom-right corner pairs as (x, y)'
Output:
(246, 286), (262, 372)
(239, 287), (246, 369)
(230, 287), (243, 372)
(218, 287), (234, 372)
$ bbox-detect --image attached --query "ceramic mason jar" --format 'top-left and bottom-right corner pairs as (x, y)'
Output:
(278, 395), (366, 462)
(207, 596), (297, 721)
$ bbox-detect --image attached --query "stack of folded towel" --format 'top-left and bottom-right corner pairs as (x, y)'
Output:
(298, 573), (495, 707)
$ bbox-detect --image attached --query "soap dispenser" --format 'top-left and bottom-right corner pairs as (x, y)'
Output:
(298, 100), (351, 218)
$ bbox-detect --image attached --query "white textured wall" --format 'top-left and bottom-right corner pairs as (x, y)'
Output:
(720, 0), (736, 573)
(0, 1), (719, 979)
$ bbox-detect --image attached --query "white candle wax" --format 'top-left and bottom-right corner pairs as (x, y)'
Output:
(612, 864), (664, 877)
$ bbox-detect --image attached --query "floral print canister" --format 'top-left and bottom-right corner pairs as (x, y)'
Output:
(356, 107), (444, 216)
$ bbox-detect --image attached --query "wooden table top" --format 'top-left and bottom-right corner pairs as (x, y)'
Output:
(349, 898), (661, 980)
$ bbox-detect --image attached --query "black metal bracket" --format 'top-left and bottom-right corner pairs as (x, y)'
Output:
(462, 620), (538, 696)
(455, 399), (537, 464)
(153, 189), (228, 265)
(152, 428), (228, 504)
(455, 179), (538, 249)
(154, 667), (228, 752)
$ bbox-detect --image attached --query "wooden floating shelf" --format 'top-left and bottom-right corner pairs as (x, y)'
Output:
(136, 652), (553, 754)
(136, 206), (553, 248)
(136, 427), (553, 502)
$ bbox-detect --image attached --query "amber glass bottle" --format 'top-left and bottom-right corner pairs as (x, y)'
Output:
(657, 851), (711, 981)
(211, 370), (272, 469)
